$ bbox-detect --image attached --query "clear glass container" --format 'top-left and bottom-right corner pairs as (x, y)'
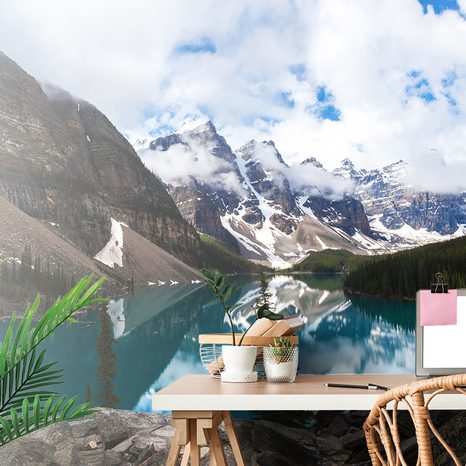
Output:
(263, 346), (299, 383)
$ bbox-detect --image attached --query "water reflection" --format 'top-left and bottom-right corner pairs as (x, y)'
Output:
(96, 308), (120, 407)
(36, 274), (415, 412)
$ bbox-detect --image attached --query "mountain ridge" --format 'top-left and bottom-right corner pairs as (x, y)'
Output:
(137, 120), (466, 268)
(0, 52), (263, 313)
(0, 52), (201, 267)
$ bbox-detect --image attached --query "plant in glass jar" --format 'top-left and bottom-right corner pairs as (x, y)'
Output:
(264, 337), (299, 383)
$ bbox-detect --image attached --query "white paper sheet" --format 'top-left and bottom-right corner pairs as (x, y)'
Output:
(423, 296), (466, 368)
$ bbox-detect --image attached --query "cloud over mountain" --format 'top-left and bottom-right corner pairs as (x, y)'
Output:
(244, 140), (354, 199)
(405, 149), (466, 193)
(141, 139), (245, 195)
(1, 0), (466, 186)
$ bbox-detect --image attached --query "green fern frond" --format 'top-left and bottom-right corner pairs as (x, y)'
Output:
(0, 394), (96, 445)
(0, 275), (106, 445)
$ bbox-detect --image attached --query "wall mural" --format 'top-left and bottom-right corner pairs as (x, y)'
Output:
(1, 2), (466, 421)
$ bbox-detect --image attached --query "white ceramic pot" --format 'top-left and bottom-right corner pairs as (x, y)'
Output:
(221, 345), (258, 383)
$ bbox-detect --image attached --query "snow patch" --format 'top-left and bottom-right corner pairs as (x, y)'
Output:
(296, 196), (316, 218)
(107, 299), (125, 339)
(94, 218), (128, 268)
(318, 290), (330, 305)
(369, 215), (466, 246)
(177, 118), (209, 134)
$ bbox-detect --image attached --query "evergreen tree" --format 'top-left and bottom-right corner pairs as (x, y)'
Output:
(96, 306), (120, 408)
(85, 383), (92, 403)
(344, 236), (466, 300)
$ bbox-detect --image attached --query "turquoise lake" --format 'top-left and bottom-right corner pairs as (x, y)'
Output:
(37, 274), (415, 412)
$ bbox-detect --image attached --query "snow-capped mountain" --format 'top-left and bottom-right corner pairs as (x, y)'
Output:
(136, 121), (466, 268)
(138, 122), (380, 267)
(334, 159), (466, 246)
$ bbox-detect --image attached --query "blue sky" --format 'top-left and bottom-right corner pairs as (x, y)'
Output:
(0, 0), (465, 190)
(418, 0), (460, 13)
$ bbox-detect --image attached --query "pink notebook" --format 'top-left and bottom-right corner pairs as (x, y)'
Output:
(419, 289), (457, 326)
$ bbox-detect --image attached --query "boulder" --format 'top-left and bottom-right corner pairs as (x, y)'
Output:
(0, 409), (464, 465)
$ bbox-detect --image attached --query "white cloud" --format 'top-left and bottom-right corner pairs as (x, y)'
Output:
(405, 149), (466, 193)
(1, 0), (466, 191)
(243, 140), (354, 198)
(140, 138), (244, 195)
(287, 164), (354, 199)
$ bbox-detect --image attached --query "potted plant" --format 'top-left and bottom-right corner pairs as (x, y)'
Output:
(202, 269), (283, 383)
(263, 337), (299, 383)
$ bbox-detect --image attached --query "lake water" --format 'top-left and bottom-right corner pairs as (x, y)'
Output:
(38, 274), (415, 412)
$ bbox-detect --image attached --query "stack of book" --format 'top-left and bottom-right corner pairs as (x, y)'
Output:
(247, 315), (303, 338)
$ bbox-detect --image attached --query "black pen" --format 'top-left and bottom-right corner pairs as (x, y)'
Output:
(324, 382), (390, 391)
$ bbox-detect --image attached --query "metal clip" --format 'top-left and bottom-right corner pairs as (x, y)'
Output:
(430, 272), (448, 293)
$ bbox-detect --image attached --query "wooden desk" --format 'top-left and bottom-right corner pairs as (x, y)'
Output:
(152, 374), (466, 465)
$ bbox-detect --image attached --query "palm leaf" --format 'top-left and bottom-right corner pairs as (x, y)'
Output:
(0, 416), (12, 443)
(0, 275), (105, 428)
(0, 395), (96, 445)
(0, 348), (62, 416)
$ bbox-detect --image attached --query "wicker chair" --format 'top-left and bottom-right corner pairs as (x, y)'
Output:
(364, 373), (466, 466)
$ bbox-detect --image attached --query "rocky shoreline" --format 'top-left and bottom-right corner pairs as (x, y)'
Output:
(0, 408), (464, 465)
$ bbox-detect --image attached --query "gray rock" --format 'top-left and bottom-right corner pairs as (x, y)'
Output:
(0, 409), (171, 466)
(169, 185), (239, 252)
(0, 409), (463, 466)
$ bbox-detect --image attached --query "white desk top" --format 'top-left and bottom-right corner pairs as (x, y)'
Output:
(152, 374), (466, 411)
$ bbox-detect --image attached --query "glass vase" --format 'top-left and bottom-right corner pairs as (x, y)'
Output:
(263, 346), (299, 383)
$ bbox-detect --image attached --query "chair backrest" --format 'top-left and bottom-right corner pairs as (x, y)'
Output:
(363, 373), (466, 466)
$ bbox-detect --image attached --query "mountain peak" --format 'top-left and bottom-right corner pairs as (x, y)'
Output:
(333, 157), (361, 180)
(301, 157), (323, 169)
(340, 158), (354, 169)
(239, 139), (287, 165)
(177, 119), (216, 135)
(242, 138), (257, 147)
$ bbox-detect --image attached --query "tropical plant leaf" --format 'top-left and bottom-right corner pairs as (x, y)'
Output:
(217, 275), (226, 291)
(0, 317), (14, 378)
(201, 269), (213, 281)
(31, 276), (106, 348)
(0, 275), (105, 442)
(257, 307), (284, 321)
(0, 415), (12, 443)
(0, 347), (62, 416)
(0, 395), (96, 446)
(21, 398), (29, 433)
(10, 408), (20, 437)
(222, 284), (236, 303)
(33, 395), (40, 429)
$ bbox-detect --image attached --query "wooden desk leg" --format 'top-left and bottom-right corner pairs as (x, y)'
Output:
(203, 429), (217, 466)
(209, 428), (227, 466)
(168, 411), (243, 466)
(166, 428), (182, 466)
(189, 419), (201, 466)
(222, 411), (245, 466)
(180, 443), (190, 466)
